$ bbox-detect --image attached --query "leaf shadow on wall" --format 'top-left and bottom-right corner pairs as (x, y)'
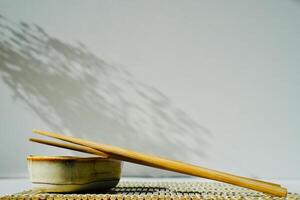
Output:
(0, 15), (212, 176)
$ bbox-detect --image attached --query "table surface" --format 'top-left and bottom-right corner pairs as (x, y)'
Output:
(0, 178), (299, 196)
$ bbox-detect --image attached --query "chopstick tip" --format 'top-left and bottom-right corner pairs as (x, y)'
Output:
(32, 129), (40, 133)
(32, 129), (47, 135)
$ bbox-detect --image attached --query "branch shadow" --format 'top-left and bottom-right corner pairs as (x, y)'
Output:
(0, 15), (212, 176)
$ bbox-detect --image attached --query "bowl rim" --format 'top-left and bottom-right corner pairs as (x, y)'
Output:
(27, 155), (111, 161)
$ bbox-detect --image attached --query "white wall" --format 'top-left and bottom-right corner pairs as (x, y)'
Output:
(0, 0), (299, 179)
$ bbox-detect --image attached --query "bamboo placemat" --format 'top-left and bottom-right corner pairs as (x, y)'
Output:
(1, 181), (299, 200)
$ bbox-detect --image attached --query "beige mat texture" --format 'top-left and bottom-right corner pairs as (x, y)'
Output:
(1, 181), (299, 200)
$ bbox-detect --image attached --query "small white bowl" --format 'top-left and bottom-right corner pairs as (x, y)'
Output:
(27, 155), (122, 192)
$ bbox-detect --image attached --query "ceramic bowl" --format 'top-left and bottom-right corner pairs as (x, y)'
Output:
(27, 155), (122, 192)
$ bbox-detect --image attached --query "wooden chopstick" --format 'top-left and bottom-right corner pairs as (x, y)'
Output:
(29, 138), (109, 158)
(32, 129), (287, 197)
(29, 137), (280, 188)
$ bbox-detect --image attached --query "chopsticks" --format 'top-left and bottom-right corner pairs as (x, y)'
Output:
(30, 138), (109, 158)
(29, 137), (280, 188)
(30, 129), (287, 197)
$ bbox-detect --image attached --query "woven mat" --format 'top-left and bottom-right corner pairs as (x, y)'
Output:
(1, 181), (299, 200)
